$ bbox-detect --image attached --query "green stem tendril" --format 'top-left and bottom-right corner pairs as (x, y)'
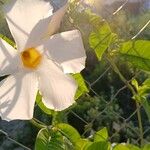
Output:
(30, 118), (46, 129)
(106, 54), (143, 146)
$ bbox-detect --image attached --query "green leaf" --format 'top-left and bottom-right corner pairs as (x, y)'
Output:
(35, 128), (65, 150)
(75, 139), (92, 150)
(0, 34), (15, 48)
(113, 144), (140, 150)
(89, 21), (112, 60)
(84, 9), (102, 27)
(113, 144), (129, 150)
(131, 79), (139, 91)
(138, 79), (150, 96)
(87, 142), (111, 150)
(126, 144), (140, 150)
(57, 123), (81, 143)
(35, 124), (81, 150)
(141, 97), (150, 122)
(143, 144), (150, 150)
(132, 78), (150, 100)
(131, 78), (150, 122)
(73, 73), (89, 99)
(36, 92), (53, 115)
(94, 127), (108, 142)
(142, 78), (150, 85)
(119, 40), (150, 72)
(110, 33), (118, 44)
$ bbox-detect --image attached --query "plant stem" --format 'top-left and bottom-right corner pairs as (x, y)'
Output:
(107, 56), (136, 95)
(30, 118), (46, 129)
(107, 55), (144, 146)
(52, 111), (58, 126)
(136, 102), (144, 146)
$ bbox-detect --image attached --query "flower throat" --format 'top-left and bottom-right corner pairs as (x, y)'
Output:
(21, 48), (42, 69)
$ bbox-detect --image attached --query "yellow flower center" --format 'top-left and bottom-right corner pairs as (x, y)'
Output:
(21, 48), (42, 69)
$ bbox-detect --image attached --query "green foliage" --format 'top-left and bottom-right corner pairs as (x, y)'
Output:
(113, 144), (139, 150)
(94, 127), (108, 142)
(132, 79), (150, 122)
(83, 9), (102, 28)
(119, 40), (150, 72)
(138, 79), (150, 99)
(35, 124), (80, 150)
(127, 144), (141, 150)
(89, 21), (112, 60)
(87, 142), (111, 150)
(143, 144), (150, 150)
(35, 124), (141, 150)
(141, 99), (150, 123)
(73, 73), (89, 100)
(113, 144), (129, 150)
(69, 94), (135, 147)
(57, 123), (81, 143)
(132, 79), (139, 91)
(75, 139), (92, 150)
(35, 128), (67, 150)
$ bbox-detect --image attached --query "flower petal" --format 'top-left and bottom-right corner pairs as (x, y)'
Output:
(36, 58), (77, 111)
(0, 71), (38, 121)
(43, 30), (86, 74)
(0, 38), (19, 76)
(4, 0), (53, 50)
(47, 2), (68, 36)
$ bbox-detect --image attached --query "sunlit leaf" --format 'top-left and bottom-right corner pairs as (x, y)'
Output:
(126, 144), (140, 150)
(131, 79), (139, 91)
(133, 78), (150, 122)
(113, 144), (140, 150)
(57, 123), (81, 143)
(84, 9), (102, 27)
(35, 128), (65, 150)
(138, 79), (150, 96)
(110, 33), (118, 44)
(35, 124), (81, 150)
(87, 141), (111, 150)
(73, 73), (89, 99)
(94, 127), (108, 142)
(75, 139), (92, 150)
(119, 40), (150, 71)
(89, 21), (112, 60)
(113, 144), (129, 150)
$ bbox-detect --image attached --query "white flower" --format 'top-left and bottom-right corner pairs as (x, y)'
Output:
(0, 0), (86, 121)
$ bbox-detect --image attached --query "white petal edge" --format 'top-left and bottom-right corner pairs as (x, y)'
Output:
(0, 38), (19, 76)
(0, 71), (38, 121)
(36, 58), (77, 111)
(47, 2), (68, 36)
(4, 0), (53, 50)
(42, 30), (86, 74)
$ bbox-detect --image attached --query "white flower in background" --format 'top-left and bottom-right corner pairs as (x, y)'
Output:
(0, 0), (86, 121)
